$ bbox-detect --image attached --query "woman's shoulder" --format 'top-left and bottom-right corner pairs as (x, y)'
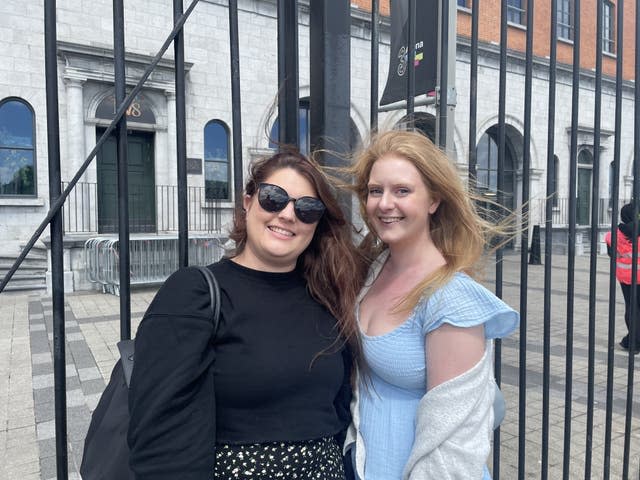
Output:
(144, 265), (213, 319)
(416, 272), (519, 339)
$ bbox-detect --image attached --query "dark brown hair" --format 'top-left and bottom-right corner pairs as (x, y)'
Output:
(230, 149), (367, 358)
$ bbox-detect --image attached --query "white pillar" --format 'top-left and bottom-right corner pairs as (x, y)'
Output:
(165, 91), (177, 186)
(64, 78), (86, 182)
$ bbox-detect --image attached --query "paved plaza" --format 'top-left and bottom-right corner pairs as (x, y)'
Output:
(1, 252), (639, 479)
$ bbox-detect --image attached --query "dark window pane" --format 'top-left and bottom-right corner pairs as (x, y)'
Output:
(0, 100), (34, 148)
(602, 1), (615, 53)
(578, 150), (593, 164)
(557, 0), (573, 40)
(269, 104), (311, 154)
(0, 149), (35, 195)
(507, 0), (525, 24)
(205, 121), (228, 161)
(204, 120), (230, 200)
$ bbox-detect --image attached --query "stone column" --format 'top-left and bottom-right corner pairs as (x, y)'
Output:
(64, 78), (86, 182)
(165, 91), (177, 187)
(64, 78), (91, 232)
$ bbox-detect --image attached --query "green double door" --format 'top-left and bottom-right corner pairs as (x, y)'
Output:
(97, 129), (156, 233)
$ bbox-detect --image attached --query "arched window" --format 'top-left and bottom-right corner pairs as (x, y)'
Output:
(269, 98), (361, 155)
(204, 120), (230, 201)
(269, 100), (311, 154)
(0, 98), (36, 196)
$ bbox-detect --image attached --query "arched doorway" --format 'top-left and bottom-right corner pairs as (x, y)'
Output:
(475, 126), (517, 212)
(95, 92), (157, 233)
(395, 112), (436, 144)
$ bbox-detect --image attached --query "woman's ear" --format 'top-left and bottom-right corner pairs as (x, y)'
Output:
(243, 194), (252, 212)
(428, 198), (441, 215)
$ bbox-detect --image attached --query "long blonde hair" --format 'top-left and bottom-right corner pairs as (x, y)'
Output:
(349, 129), (511, 312)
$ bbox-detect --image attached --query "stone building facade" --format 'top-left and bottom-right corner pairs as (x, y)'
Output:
(0, 0), (634, 290)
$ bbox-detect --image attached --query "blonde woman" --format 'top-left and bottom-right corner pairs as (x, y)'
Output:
(344, 130), (519, 479)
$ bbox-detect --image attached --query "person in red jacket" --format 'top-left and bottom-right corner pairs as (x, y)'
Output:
(604, 203), (640, 354)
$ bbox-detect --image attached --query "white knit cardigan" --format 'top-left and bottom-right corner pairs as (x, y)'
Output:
(345, 342), (496, 480)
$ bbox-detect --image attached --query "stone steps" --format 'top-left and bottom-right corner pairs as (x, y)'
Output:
(0, 243), (48, 292)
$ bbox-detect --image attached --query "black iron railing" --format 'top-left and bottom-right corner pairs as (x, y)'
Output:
(61, 182), (224, 234)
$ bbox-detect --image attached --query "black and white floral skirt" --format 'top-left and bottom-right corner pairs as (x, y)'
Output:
(214, 436), (345, 479)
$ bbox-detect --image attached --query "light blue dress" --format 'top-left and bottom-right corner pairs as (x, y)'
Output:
(358, 272), (519, 479)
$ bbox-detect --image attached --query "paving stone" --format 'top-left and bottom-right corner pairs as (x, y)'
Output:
(31, 352), (51, 365)
(33, 387), (54, 405)
(31, 362), (53, 376)
(31, 374), (54, 390)
(66, 332), (85, 342)
(36, 420), (55, 441)
(66, 389), (85, 408)
(77, 367), (101, 382)
(67, 375), (81, 389)
(80, 378), (106, 396)
(39, 455), (56, 480)
(71, 352), (98, 369)
(85, 392), (102, 412)
(37, 437), (56, 458)
(34, 402), (54, 423)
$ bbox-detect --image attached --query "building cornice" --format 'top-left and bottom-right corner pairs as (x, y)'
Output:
(57, 41), (193, 93)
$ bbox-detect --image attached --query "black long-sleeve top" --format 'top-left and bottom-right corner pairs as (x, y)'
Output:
(128, 259), (352, 480)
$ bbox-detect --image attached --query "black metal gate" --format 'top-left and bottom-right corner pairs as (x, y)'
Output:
(0, 0), (638, 478)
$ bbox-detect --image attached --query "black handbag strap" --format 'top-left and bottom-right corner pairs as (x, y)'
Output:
(195, 265), (221, 335)
(118, 266), (221, 387)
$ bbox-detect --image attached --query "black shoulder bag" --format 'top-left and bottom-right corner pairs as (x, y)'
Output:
(80, 266), (221, 480)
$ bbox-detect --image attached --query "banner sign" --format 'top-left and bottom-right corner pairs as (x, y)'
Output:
(379, 0), (439, 106)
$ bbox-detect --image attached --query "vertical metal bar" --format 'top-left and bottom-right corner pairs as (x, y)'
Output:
(563, 0), (581, 477)
(277, 0), (299, 147)
(518, 0), (535, 477)
(370, 0), (379, 130)
(228, 0), (244, 209)
(437, 0), (449, 149)
(623, 0), (640, 473)
(585, 0), (603, 477)
(468, 0), (479, 187)
(602, 0), (624, 476)
(113, 0), (131, 340)
(309, 0), (351, 214)
(542, 0), (560, 477)
(44, 1), (68, 478)
(406, 0), (416, 115)
(493, 1), (508, 477)
(173, 0), (188, 267)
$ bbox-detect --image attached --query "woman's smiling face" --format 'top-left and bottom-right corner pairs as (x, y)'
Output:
(366, 154), (440, 249)
(239, 167), (320, 272)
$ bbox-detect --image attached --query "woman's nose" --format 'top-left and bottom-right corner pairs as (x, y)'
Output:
(378, 191), (393, 210)
(278, 200), (296, 221)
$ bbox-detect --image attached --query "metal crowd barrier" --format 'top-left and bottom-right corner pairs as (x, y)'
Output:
(84, 235), (226, 295)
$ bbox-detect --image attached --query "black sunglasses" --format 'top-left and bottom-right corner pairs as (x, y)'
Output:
(257, 183), (326, 224)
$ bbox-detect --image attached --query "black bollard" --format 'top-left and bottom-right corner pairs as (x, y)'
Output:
(529, 224), (542, 265)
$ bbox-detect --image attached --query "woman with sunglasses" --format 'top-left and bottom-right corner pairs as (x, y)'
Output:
(344, 130), (519, 479)
(128, 150), (366, 480)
